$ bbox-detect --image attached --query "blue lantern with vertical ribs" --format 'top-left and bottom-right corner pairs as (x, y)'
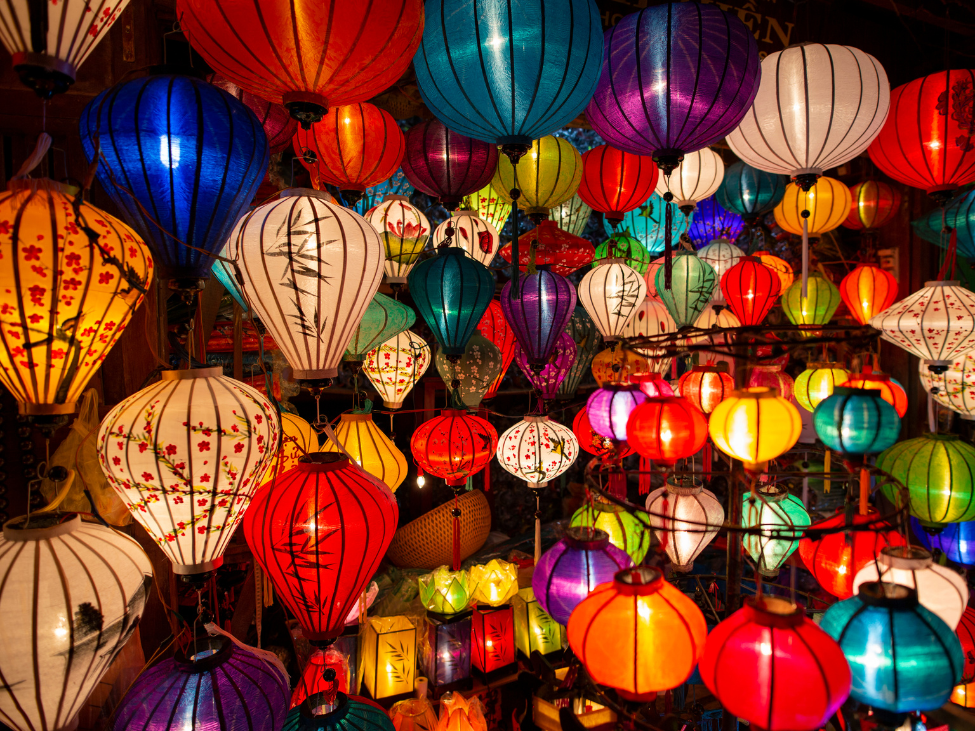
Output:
(717, 161), (788, 222)
(602, 194), (690, 256)
(687, 198), (745, 248)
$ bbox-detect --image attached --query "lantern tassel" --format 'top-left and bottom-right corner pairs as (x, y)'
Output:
(824, 449), (831, 493)
(608, 469), (626, 499)
(452, 493), (462, 571)
(664, 192), (673, 290)
(801, 212), (810, 299)
(534, 492), (542, 565)
(638, 456), (652, 495)
(859, 467), (870, 516)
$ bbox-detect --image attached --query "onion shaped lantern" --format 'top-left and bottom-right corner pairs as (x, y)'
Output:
(514, 333), (576, 402)
(419, 567), (473, 617)
(501, 221), (595, 276)
(653, 148), (725, 211)
(720, 256), (781, 326)
(679, 366), (735, 415)
(363, 330), (431, 409)
(688, 200), (745, 249)
(709, 388), (802, 472)
(320, 412), (408, 493)
(716, 161), (788, 222)
(839, 264), (899, 326)
(579, 260), (648, 342)
(433, 212), (500, 267)
(549, 195), (594, 237)
(344, 293), (414, 362)
(774, 178), (852, 237)
(813, 387), (900, 456)
(494, 136), (583, 218)
(436, 332), (504, 409)
(844, 181), (902, 231)
(411, 410), (498, 487)
(920, 352), (975, 420)
(208, 74), (298, 154)
(627, 397), (708, 466)
(570, 501), (648, 563)
(557, 307), (603, 400)
(604, 195), (690, 256)
(747, 365), (795, 402)
(593, 232), (652, 274)
(466, 184), (512, 233)
(478, 301), (517, 400)
(502, 270), (576, 367)
(98, 367), (279, 575)
(572, 408), (633, 461)
(587, 385), (647, 442)
(655, 252), (717, 328)
(914, 518), (975, 568)
(402, 120), (499, 208)
(496, 415), (578, 489)
(754, 252), (795, 292)
(742, 485), (811, 577)
(781, 275), (841, 334)
(646, 477), (724, 571)
(365, 195), (431, 285)
(843, 370), (908, 417)
(794, 363), (850, 413)
(577, 145), (659, 225)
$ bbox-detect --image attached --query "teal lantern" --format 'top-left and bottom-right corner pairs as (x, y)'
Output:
(557, 306), (603, 400)
(601, 194), (689, 256)
(716, 161), (788, 222)
(654, 252), (717, 328)
(408, 247), (495, 358)
(212, 249), (247, 310)
(821, 582), (963, 715)
(912, 188), (975, 259)
(344, 293), (415, 362)
(813, 387), (900, 456)
(878, 434), (975, 524)
(741, 485), (811, 577)
(593, 232), (652, 274)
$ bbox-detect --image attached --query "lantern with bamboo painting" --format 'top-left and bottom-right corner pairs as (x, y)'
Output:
(469, 560), (519, 676)
(319, 411), (408, 492)
(363, 330), (431, 410)
(360, 616), (417, 700)
(839, 264), (899, 326)
(655, 252), (717, 328)
(365, 195), (431, 285)
(578, 260), (648, 342)
(512, 587), (566, 659)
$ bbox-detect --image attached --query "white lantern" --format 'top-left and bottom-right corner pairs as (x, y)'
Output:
(549, 194), (594, 237)
(698, 241), (744, 303)
(853, 546), (969, 629)
(97, 367), (279, 575)
(688, 304), (741, 347)
(0, 513), (151, 731)
(870, 281), (975, 371)
(365, 194), (431, 284)
(363, 329), (431, 409)
(920, 352), (975, 419)
(646, 477), (724, 572)
(726, 44), (890, 183)
(653, 149), (724, 212)
(621, 297), (675, 371)
(433, 211), (500, 267)
(496, 415), (579, 489)
(578, 259), (648, 343)
(227, 188), (384, 380)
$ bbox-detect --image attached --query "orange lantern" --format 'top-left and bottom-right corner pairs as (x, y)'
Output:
(839, 264), (898, 326)
(591, 346), (652, 385)
(573, 408), (632, 460)
(720, 256), (781, 326)
(753, 251), (794, 292)
(679, 365), (735, 415)
(625, 397), (708, 465)
(844, 180), (902, 230)
(841, 368), (909, 417)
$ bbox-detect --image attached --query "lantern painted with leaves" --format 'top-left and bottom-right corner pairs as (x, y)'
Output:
(494, 136), (583, 217)
(363, 330), (431, 409)
(720, 256), (781, 326)
(411, 410), (498, 487)
(717, 161), (788, 221)
(781, 276), (841, 334)
(646, 477), (724, 571)
(578, 145), (659, 225)
(621, 297), (677, 362)
(839, 264), (898, 326)
(365, 196), (431, 285)
(433, 212), (500, 266)
(502, 270), (576, 367)
(742, 486), (811, 577)
(344, 293), (414, 362)
(794, 363), (850, 413)
(436, 333), (503, 409)
(557, 307), (603, 400)
(512, 587), (565, 659)
(514, 334), (576, 402)
(709, 388), (802, 471)
(549, 195), (594, 237)
(655, 252), (717, 328)
(402, 120), (499, 208)
(478, 301), (517, 400)
(579, 260), (648, 342)
(320, 412), (408, 493)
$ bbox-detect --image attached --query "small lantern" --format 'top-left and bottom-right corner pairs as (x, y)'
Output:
(515, 334), (577, 402)
(433, 212), (500, 267)
(558, 307), (604, 400)
(435, 332), (503, 409)
(747, 364), (795, 402)
(633, 372), (674, 398)
(471, 604), (516, 677)
(570, 501), (649, 564)
(466, 184), (512, 233)
(363, 330), (431, 409)
(709, 387), (802, 471)
(533, 669), (617, 731)
(839, 264), (898, 325)
(742, 485), (811, 577)
(421, 612), (472, 689)
(361, 616), (417, 700)
(646, 477), (724, 571)
(754, 251), (795, 292)
(436, 693), (488, 731)
(344, 293), (415, 362)
(591, 346), (653, 386)
(513, 587), (566, 659)
(469, 559), (519, 606)
(419, 567), (474, 617)
(794, 363), (850, 412)
(781, 275), (841, 334)
(698, 239), (744, 293)
(578, 260), (648, 342)
(390, 698), (440, 731)
(263, 413), (319, 482)
(586, 385), (647, 442)
(679, 365), (735, 415)
(320, 411), (408, 492)
(593, 232), (653, 273)
(655, 251), (717, 328)
(842, 369), (908, 417)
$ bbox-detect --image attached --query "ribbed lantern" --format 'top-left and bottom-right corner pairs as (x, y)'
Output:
(794, 363), (850, 413)
(0, 513), (151, 731)
(496, 416), (578, 489)
(502, 270), (576, 366)
(627, 397), (709, 466)
(593, 232), (652, 274)
(813, 387), (900, 456)
(781, 276), (841, 334)
(844, 181), (902, 231)
(568, 568), (707, 700)
(717, 161), (788, 222)
(646, 477), (724, 571)
(514, 334), (576, 402)
(433, 212), (500, 267)
(688, 305), (741, 351)
(653, 148), (725, 211)
(913, 189), (975, 258)
(720, 256), (781, 326)
(742, 485), (811, 577)
(688, 200), (745, 250)
(747, 365), (795, 402)
(411, 410), (498, 487)
(679, 366), (735, 415)
(436, 332), (503, 409)
(585, 3), (760, 173)
(698, 240), (745, 291)
(478, 301), (517, 400)
(320, 412), (408, 492)
(494, 136), (583, 218)
(557, 307), (603, 400)
(591, 346), (652, 386)
(921, 351), (975, 420)
(774, 178), (852, 237)
(843, 370), (908, 417)
(344, 293), (414, 362)
(577, 145), (659, 226)
(700, 597), (851, 731)
(709, 388), (802, 471)
(98, 368), (279, 575)
(208, 74), (298, 154)
(402, 120), (499, 208)
(606, 195), (690, 256)
(633, 373), (675, 399)
(549, 195), (594, 237)
(960, 606), (975, 681)
(286, 695), (396, 731)
(587, 385), (647, 442)
(754, 252), (795, 292)
(655, 252), (717, 328)
(579, 260), (648, 342)
(365, 195), (431, 285)
(363, 330), (431, 409)
(570, 501), (648, 563)
(839, 264), (899, 326)
(501, 221), (595, 276)
(914, 518), (975, 568)
(621, 297), (677, 365)
(466, 184), (512, 233)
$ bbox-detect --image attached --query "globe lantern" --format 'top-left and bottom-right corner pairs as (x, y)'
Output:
(591, 346), (652, 386)
(653, 148), (725, 212)
(433, 212), (500, 267)
(844, 181), (902, 231)
(913, 518), (975, 568)
(688, 200), (745, 249)
(208, 74), (298, 154)
(679, 366), (735, 415)
(709, 388), (802, 471)
(620, 297), (677, 363)
(813, 387), (900, 456)
(226, 189), (384, 381)
(655, 252), (717, 327)
(478, 301), (517, 400)
(245, 453), (398, 641)
(549, 195), (593, 237)
(436, 333), (503, 409)
(320, 412), (408, 493)
(627, 397), (708, 466)
(500, 221), (595, 276)
(720, 256), (782, 326)
(178, 0), (423, 126)
(843, 370), (908, 417)
(411, 410), (498, 487)
(98, 368), (279, 575)
(557, 307), (603, 400)
(920, 351), (975, 420)
(781, 275), (841, 334)
(363, 330), (431, 409)
(593, 232), (652, 274)
(913, 188), (975, 258)
(754, 251), (795, 292)
(794, 363), (851, 413)
(514, 334), (576, 402)
(570, 501), (648, 563)
(587, 385), (647, 442)
(567, 568), (707, 700)
(774, 177), (852, 238)
(0, 513), (151, 731)
(577, 145), (659, 226)
(285, 694), (396, 731)
(579, 260), (648, 342)
(502, 270), (576, 367)
(344, 293), (414, 363)
(466, 184), (512, 233)
(365, 195), (431, 285)
(572, 408), (633, 461)
(742, 485), (811, 576)
(494, 136), (583, 219)
(700, 597), (851, 731)
(747, 365), (795, 402)
(839, 264), (899, 326)
(716, 161), (788, 222)
(605, 194), (690, 256)
(585, 4), (760, 173)
(402, 120), (499, 208)
(435, 694), (487, 731)
(698, 240), (745, 292)
(646, 477), (724, 571)
(80, 74), (268, 290)
(496, 416), (578, 489)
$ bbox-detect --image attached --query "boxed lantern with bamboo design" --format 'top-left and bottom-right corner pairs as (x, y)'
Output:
(469, 559), (519, 677)
(421, 611), (473, 690)
(513, 587), (566, 659)
(361, 615), (417, 701)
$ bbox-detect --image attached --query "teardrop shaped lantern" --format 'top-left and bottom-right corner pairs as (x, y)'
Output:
(363, 330), (431, 409)
(478, 300), (517, 400)
(605, 195), (690, 256)
(494, 136), (583, 219)
(411, 410), (498, 487)
(549, 195), (594, 237)
(678, 366), (735, 415)
(344, 294), (414, 363)
(587, 385), (648, 442)
(839, 264), (899, 326)
(365, 195), (432, 285)
(844, 181), (902, 231)
(433, 212), (500, 267)
(226, 189), (384, 381)
(557, 307), (603, 400)
(781, 275), (841, 334)
(208, 74), (299, 154)
(496, 415), (579, 489)
(709, 388), (802, 472)
(646, 477), (724, 571)
(742, 485), (811, 577)
(813, 387), (901, 457)
(627, 397), (709, 466)
(501, 220), (596, 276)
(720, 255), (781, 326)
(794, 363), (851, 412)
(579, 260), (648, 342)
(320, 412), (409, 492)
(774, 178), (852, 237)
(655, 251), (717, 328)
(514, 333), (576, 402)
(402, 120), (499, 208)
(577, 145), (659, 226)
(688, 200), (745, 250)
(716, 161), (788, 222)
(653, 148), (725, 211)
(436, 332), (503, 409)
(501, 269), (576, 366)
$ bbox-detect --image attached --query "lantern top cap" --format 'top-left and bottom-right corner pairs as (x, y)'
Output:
(753, 484), (789, 501)
(161, 367), (222, 381)
(665, 476), (704, 496)
(339, 412), (373, 423)
(878, 545), (934, 570)
(523, 415), (550, 424)
(3, 512), (80, 542)
(743, 596), (805, 627)
(614, 566), (663, 595)
(298, 452), (351, 472)
(856, 581), (919, 608)
(690, 365), (722, 374)
(176, 634), (232, 673)
(925, 280), (961, 287)
(299, 692), (351, 721)
(7, 177), (77, 196)
(279, 187), (335, 202)
(922, 433), (961, 441)
(563, 526), (610, 550)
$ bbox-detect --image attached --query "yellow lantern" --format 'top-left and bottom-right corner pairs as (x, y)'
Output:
(793, 363), (850, 412)
(493, 136), (582, 219)
(773, 177), (852, 236)
(708, 387), (802, 471)
(512, 587), (565, 658)
(320, 411), (407, 492)
(0, 179), (153, 417)
(262, 412), (318, 481)
(464, 183), (512, 233)
(418, 566), (473, 616)
(361, 615), (417, 700)
(591, 346), (652, 385)
(469, 559), (519, 606)
(436, 693), (488, 731)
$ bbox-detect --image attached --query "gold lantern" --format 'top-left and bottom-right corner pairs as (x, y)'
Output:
(262, 412), (318, 482)
(320, 411), (408, 491)
(361, 615), (417, 700)
(469, 559), (519, 606)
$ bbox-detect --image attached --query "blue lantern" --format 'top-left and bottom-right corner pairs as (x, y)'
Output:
(211, 247), (247, 310)
(355, 169), (413, 216)
(912, 188), (975, 259)
(912, 517), (975, 567)
(813, 387), (900, 456)
(414, 0), (603, 147)
(687, 198), (745, 249)
(821, 582), (963, 714)
(601, 194), (690, 256)
(79, 74), (269, 291)
(716, 161), (788, 222)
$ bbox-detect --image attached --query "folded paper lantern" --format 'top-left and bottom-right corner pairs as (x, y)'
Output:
(512, 587), (566, 658)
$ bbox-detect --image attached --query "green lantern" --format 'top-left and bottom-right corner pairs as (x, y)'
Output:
(418, 566), (473, 616)
(344, 292), (415, 362)
(793, 363), (851, 412)
(512, 586), (565, 657)
(435, 332), (503, 408)
(742, 485), (811, 576)
(593, 232), (652, 274)
(781, 275), (840, 335)
(654, 251), (717, 328)
(557, 306), (603, 400)
(570, 499), (650, 563)
(549, 194), (593, 237)
(878, 433), (975, 524)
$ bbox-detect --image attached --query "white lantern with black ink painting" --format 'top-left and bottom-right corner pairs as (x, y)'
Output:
(578, 260), (647, 343)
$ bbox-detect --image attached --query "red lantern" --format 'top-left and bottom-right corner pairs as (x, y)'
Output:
(839, 264), (898, 326)
(678, 366), (735, 415)
(499, 220), (595, 276)
(294, 103), (404, 204)
(868, 70), (975, 200)
(208, 74), (298, 154)
(478, 301), (516, 400)
(748, 364), (795, 402)
(472, 605), (516, 675)
(632, 372), (674, 398)
(401, 120), (499, 208)
(411, 409), (498, 487)
(626, 397), (708, 466)
(573, 408), (632, 460)
(699, 597), (851, 731)
(577, 145), (659, 225)
(243, 453), (398, 642)
(720, 256), (781, 326)
(958, 606), (975, 683)
(843, 181), (902, 230)
(798, 509), (907, 599)
(841, 368), (908, 417)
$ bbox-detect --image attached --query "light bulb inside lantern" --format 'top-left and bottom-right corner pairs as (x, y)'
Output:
(159, 136), (180, 168)
(417, 475), (426, 488)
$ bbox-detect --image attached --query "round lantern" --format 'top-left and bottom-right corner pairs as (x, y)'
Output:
(813, 387), (900, 456)
(286, 694), (396, 731)
(549, 195), (594, 237)
(585, 3), (760, 173)
(208, 74), (298, 154)
(653, 148), (725, 211)
(502, 270), (576, 366)
(98, 368), (279, 574)
(365, 196), (431, 284)
(679, 366), (735, 415)
(478, 300), (517, 400)
(437, 332), (503, 409)
(726, 44), (889, 185)
(720, 256), (781, 326)
(570, 500), (648, 563)
(953, 681), (975, 709)
(591, 346), (652, 386)
(655, 252), (717, 328)
(409, 248), (495, 358)
(853, 546), (969, 629)
(577, 145), (659, 225)
(781, 275), (841, 333)
(411, 409), (498, 487)
(700, 597), (851, 731)
(920, 352), (975, 420)
(178, 0), (423, 126)
(716, 161), (788, 221)
(794, 363), (851, 412)
(877, 434), (975, 524)
(501, 220), (595, 276)
(709, 388), (802, 471)
(914, 518), (975, 568)
(633, 373), (675, 399)
(494, 136), (583, 217)
(433, 212), (500, 267)
(621, 297), (677, 362)
(593, 232), (652, 274)
(496, 416), (578, 489)
(799, 509), (907, 599)
(646, 477), (724, 571)
(754, 251), (795, 292)
(774, 178), (852, 237)
(514, 334), (576, 402)
(578, 260), (648, 342)
(363, 330), (431, 409)
(747, 365), (795, 402)
(402, 120), (499, 208)
(627, 397), (708, 466)
(80, 74), (267, 288)
(821, 583), (963, 713)
(320, 412), (408, 492)
(567, 567), (707, 699)
(959, 606), (975, 681)
(839, 264), (899, 326)
(264, 413), (320, 482)
(688, 200), (745, 249)
(466, 184), (512, 233)
(845, 181), (902, 230)
(913, 188), (975, 257)
(557, 307), (603, 400)
(868, 70), (975, 200)
(742, 485), (811, 576)
(843, 370), (908, 417)
(587, 385), (647, 442)
(245, 453), (398, 640)
(0, 513), (151, 731)
(605, 195), (690, 256)
(344, 293), (414, 362)
(533, 527), (632, 626)
(572, 408), (633, 461)
(0, 179), (153, 417)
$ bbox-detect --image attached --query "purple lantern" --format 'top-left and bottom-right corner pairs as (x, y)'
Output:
(585, 3), (761, 174)
(113, 636), (290, 731)
(533, 527), (633, 625)
(402, 119), (499, 208)
(502, 269), (577, 368)
(515, 332), (576, 401)
(586, 384), (647, 441)
(687, 197), (745, 248)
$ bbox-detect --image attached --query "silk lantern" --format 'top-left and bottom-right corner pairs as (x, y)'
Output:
(466, 184), (512, 233)
(572, 408), (632, 460)
(781, 275), (841, 333)
(501, 221), (595, 276)
(411, 410), (498, 487)
(754, 251), (794, 292)
(720, 256), (781, 326)
(433, 212), (500, 266)
(578, 260), (648, 341)
(502, 270), (576, 366)
(774, 177), (852, 236)
(646, 477), (724, 571)
(913, 188), (975, 258)
(593, 232), (652, 274)
(845, 181), (902, 231)
(591, 346), (652, 386)
(320, 412), (408, 492)
(747, 365), (795, 402)
(577, 145), (659, 225)
(570, 500), (649, 563)
(494, 136), (583, 219)
(604, 194), (690, 256)
(478, 300), (517, 400)
(839, 264), (899, 326)
(688, 305), (742, 351)
(653, 148), (725, 212)
(291, 649), (352, 708)
(717, 161), (788, 221)
(402, 120), (499, 208)
(514, 334), (576, 402)
(620, 297), (676, 364)
(363, 330), (431, 409)
(365, 196), (431, 285)
(697, 241), (745, 294)
(679, 366), (735, 415)
(436, 333), (503, 409)
(627, 397), (709, 466)
(688, 200), (745, 249)
(98, 367), (279, 575)
(633, 373), (675, 399)
(655, 252), (717, 327)
(344, 293), (414, 362)
(960, 606), (975, 681)
(549, 195), (594, 237)
(843, 370), (908, 417)
(208, 74), (298, 154)
(813, 388), (900, 456)
(557, 307), (603, 400)
(587, 385), (647, 442)
(742, 485), (811, 577)
(794, 363), (851, 412)
(709, 388), (802, 471)
(512, 587), (564, 659)
(920, 351), (975, 420)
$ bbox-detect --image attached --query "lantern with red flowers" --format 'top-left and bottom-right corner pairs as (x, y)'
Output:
(679, 366), (735, 415)
(844, 181), (902, 231)
(720, 256), (781, 326)
(626, 397), (708, 465)
(577, 145), (659, 226)
(500, 221), (595, 276)
(402, 120), (499, 209)
(841, 368), (909, 418)
(839, 264), (899, 326)
(208, 74), (298, 154)
(411, 410), (498, 487)
(573, 408), (633, 460)
(478, 301), (516, 400)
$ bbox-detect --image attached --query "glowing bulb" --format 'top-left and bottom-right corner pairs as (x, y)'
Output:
(417, 475), (426, 488)
(385, 663), (394, 673)
(487, 36), (505, 48)
(343, 117), (351, 124)
(760, 641), (772, 656)
(928, 140), (942, 150)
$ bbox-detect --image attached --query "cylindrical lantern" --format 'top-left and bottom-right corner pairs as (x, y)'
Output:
(549, 195), (594, 237)
(578, 260), (648, 342)
(501, 220), (595, 276)
(843, 370), (908, 417)
(781, 275), (841, 334)
(679, 366), (735, 415)
(605, 195), (690, 256)
(813, 387), (900, 456)
(501, 270), (576, 366)
(363, 330), (431, 409)
(774, 178), (852, 236)
(577, 145), (659, 224)
(402, 120), (499, 208)
(627, 397), (709, 465)
(709, 387), (802, 471)
(794, 363), (851, 413)
(742, 485), (811, 576)
(496, 416), (578, 488)
(655, 252), (717, 327)
(433, 212), (500, 267)
(653, 148), (725, 210)
(365, 195), (431, 285)
(494, 136), (583, 217)
(720, 256), (781, 326)
(845, 181), (902, 230)
(646, 477), (724, 571)
(411, 410), (498, 487)
(754, 251), (795, 292)
(839, 264), (899, 326)
(557, 307), (603, 400)
(436, 332), (503, 409)
(344, 293), (414, 362)
(320, 412), (408, 492)
(688, 200), (745, 250)
(717, 161), (788, 221)
(478, 300), (517, 400)
(570, 501), (649, 563)
(587, 385), (647, 442)
(514, 334), (576, 402)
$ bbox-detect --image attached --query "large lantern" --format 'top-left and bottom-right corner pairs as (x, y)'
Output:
(742, 485), (811, 577)
(717, 161), (788, 221)
(402, 120), (499, 208)
(98, 368), (279, 574)
(920, 351), (975, 420)
(557, 307), (603, 400)
(794, 363), (851, 413)
(720, 256), (781, 326)
(688, 200), (745, 249)
(709, 388), (802, 471)
(494, 136), (583, 218)
(436, 333), (503, 409)
(585, 3), (760, 173)
(496, 416), (578, 489)
(363, 330), (431, 409)
(433, 212), (500, 267)
(655, 252), (717, 327)
(844, 181), (902, 231)
(605, 195), (690, 256)
(514, 334), (576, 402)
(344, 293), (414, 363)
(245, 453), (398, 641)
(178, 0), (424, 126)
(411, 410), (498, 487)
(365, 196), (431, 285)
(501, 221), (595, 276)
(0, 513), (151, 731)
(577, 145), (659, 225)
(678, 366), (735, 415)
(578, 260), (648, 342)
(646, 477), (724, 571)
(549, 195), (594, 237)
(653, 148), (725, 212)
(478, 301), (517, 400)
(587, 385), (647, 442)
(501, 270), (576, 366)
(813, 387), (900, 456)
(839, 264), (899, 326)
(774, 177), (852, 237)
(627, 397), (708, 466)
(320, 412), (408, 493)
(208, 74), (298, 154)
(226, 189), (384, 381)
(781, 275), (841, 333)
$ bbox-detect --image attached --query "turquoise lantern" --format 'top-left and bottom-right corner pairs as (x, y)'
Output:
(716, 161), (788, 222)
(557, 306), (603, 400)
(813, 387), (900, 456)
(654, 251), (717, 328)
(601, 194), (689, 256)
(912, 188), (975, 259)
(212, 251), (247, 310)
(344, 293), (415, 362)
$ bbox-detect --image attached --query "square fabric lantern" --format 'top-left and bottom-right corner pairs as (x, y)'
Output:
(421, 611), (473, 688)
(361, 616), (417, 700)
(513, 587), (566, 659)
(472, 604), (517, 676)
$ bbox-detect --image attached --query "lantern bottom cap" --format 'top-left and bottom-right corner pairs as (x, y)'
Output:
(385, 276), (408, 284)
(172, 557), (224, 576)
(382, 400), (404, 410)
(20, 401), (76, 416)
(294, 367), (339, 379)
(670, 562), (694, 572)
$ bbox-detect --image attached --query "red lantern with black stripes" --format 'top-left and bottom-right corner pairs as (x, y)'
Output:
(843, 180), (901, 231)
(720, 256), (781, 326)
(577, 145), (659, 226)
(411, 409), (498, 487)
(839, 264), (898, 326)
(625, 396), (708, 466)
